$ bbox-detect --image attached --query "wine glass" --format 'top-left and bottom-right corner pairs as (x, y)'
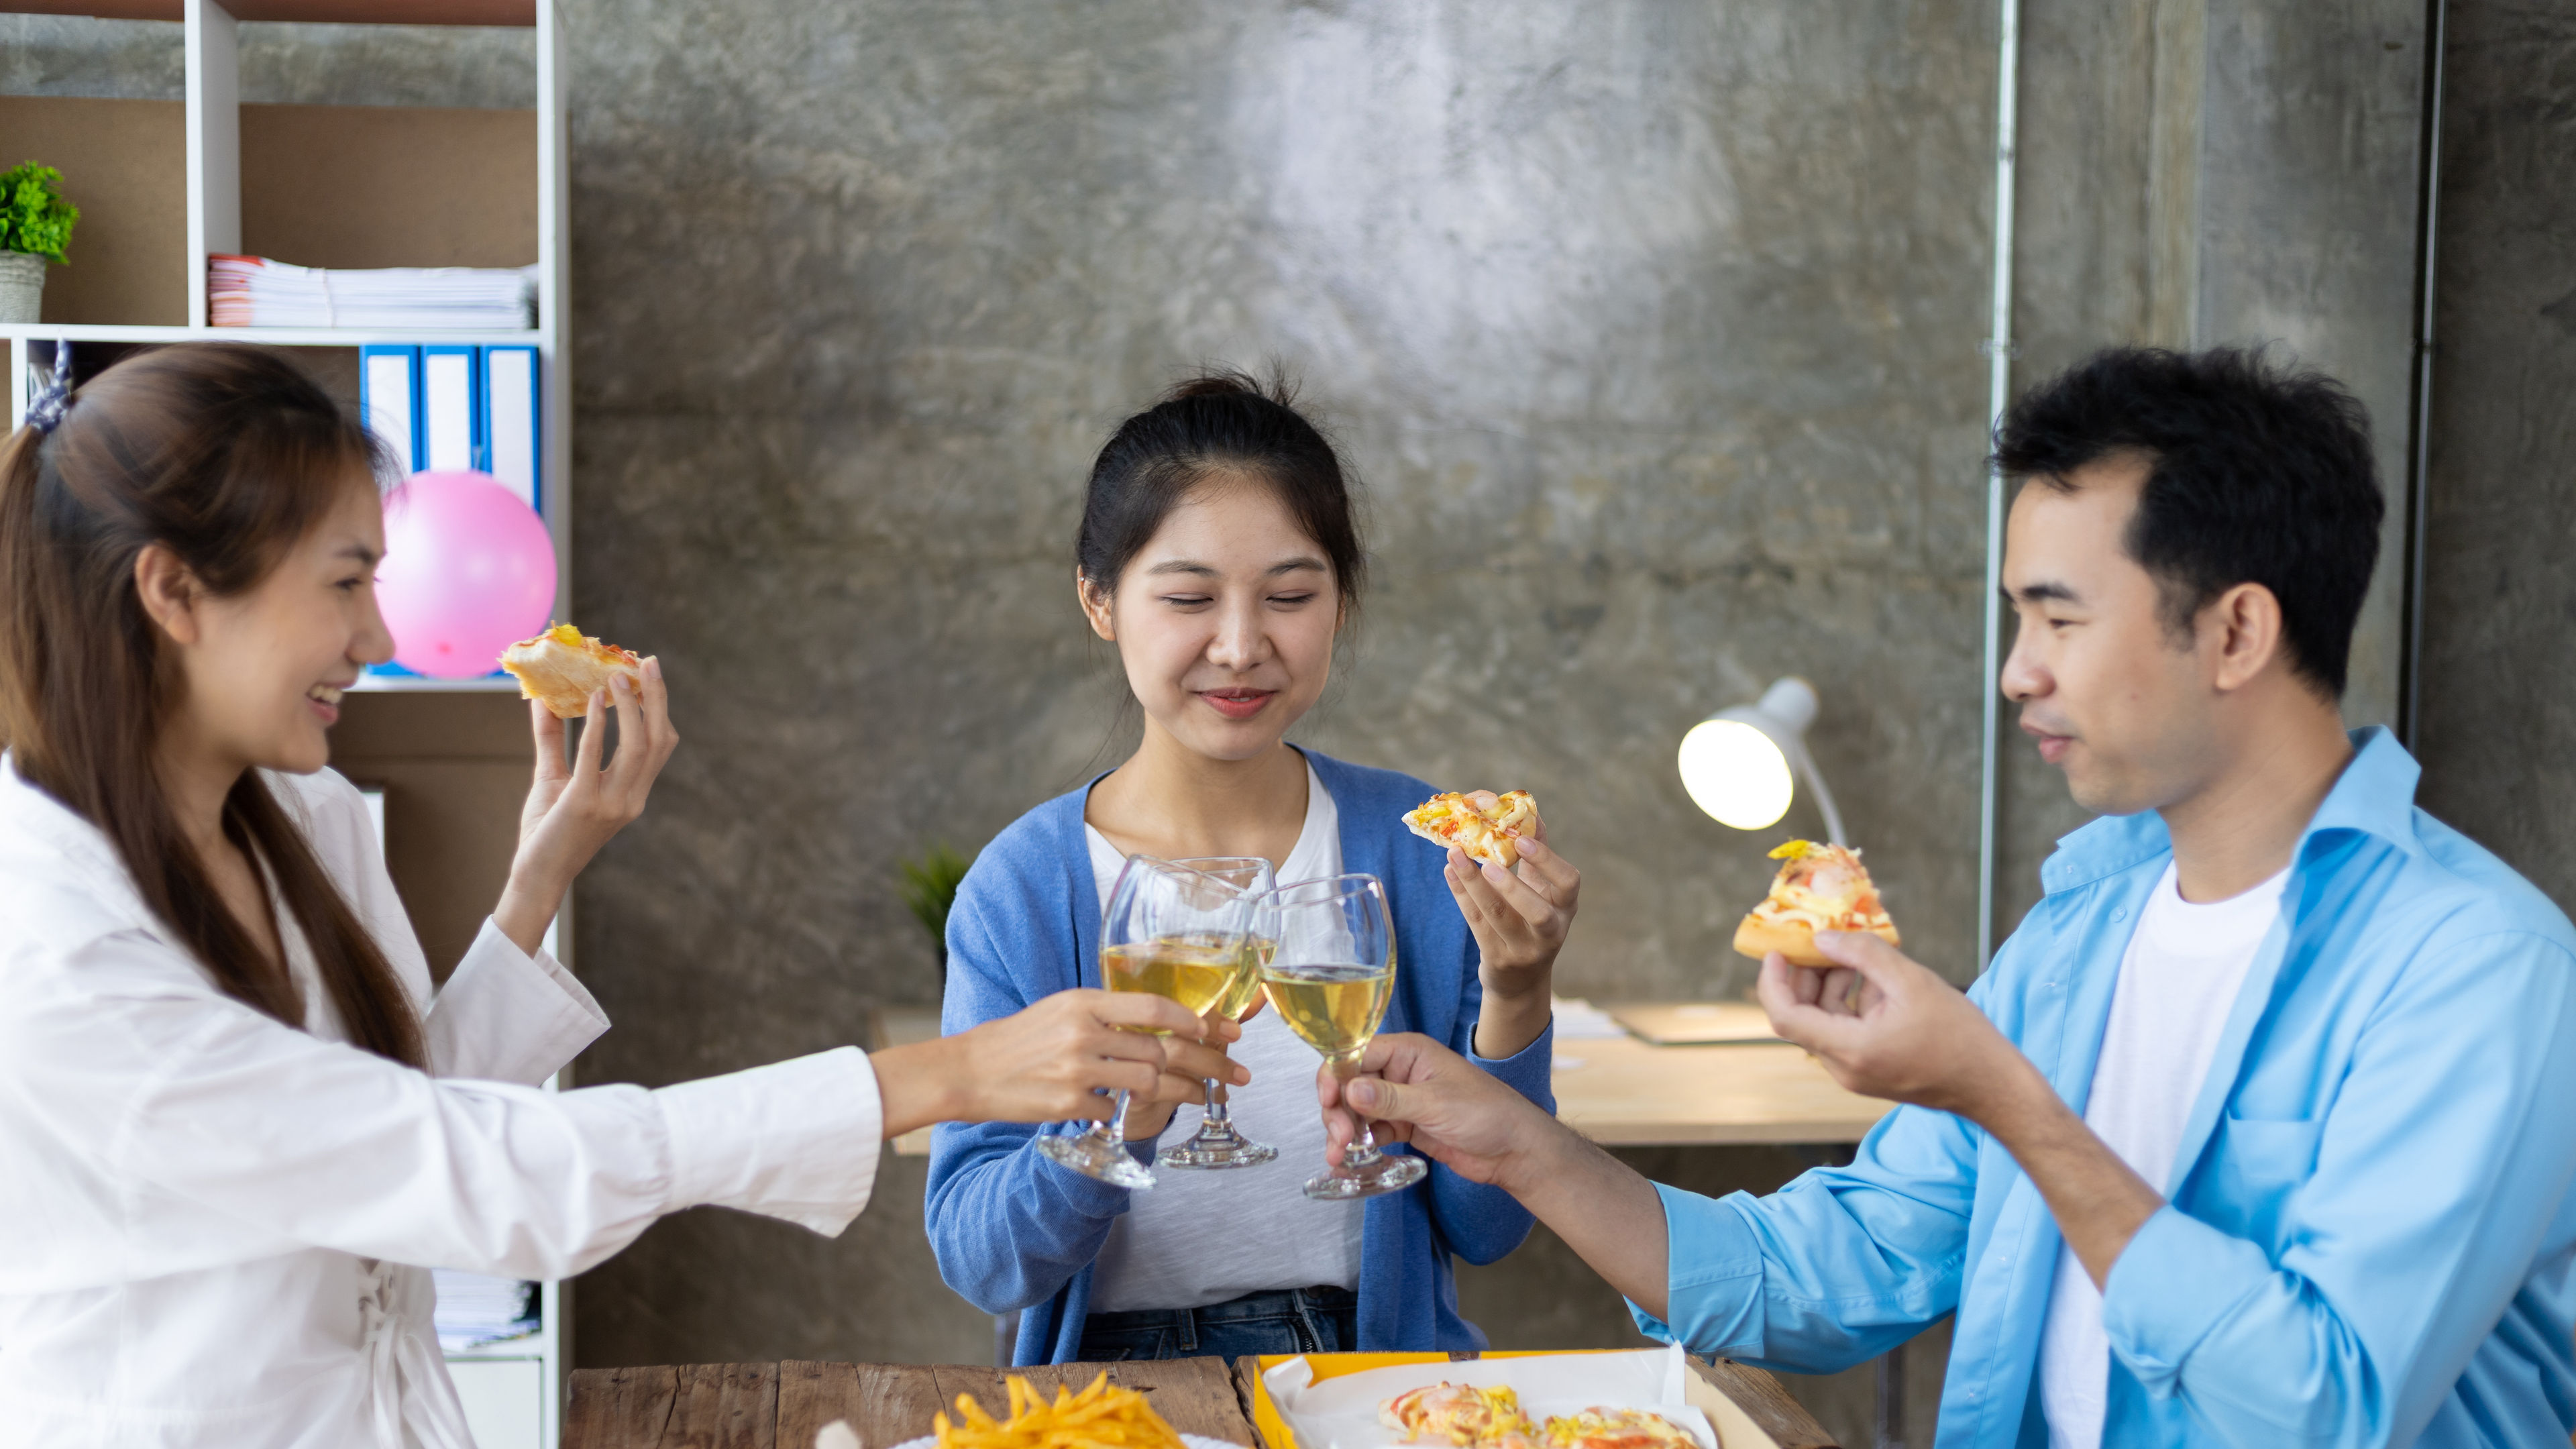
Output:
(1035, 855), (1249, 1190)
(1158, 857), (1281, 1169)
(1262, 872), (1426, 1200)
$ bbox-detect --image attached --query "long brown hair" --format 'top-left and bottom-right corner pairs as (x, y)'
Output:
(0, 344), (427, 1068)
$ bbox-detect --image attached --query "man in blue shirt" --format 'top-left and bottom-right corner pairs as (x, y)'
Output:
(1325, 348), (2576, 1447)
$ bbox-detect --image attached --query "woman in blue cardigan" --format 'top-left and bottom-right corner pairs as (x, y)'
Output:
(926, 372), (1583, 1364)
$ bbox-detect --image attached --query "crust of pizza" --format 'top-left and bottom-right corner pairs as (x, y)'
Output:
(1732, 912), (1902, 967)
(497, 623), (642, 718)
(1403, 789), (1540, 870)
(1733, 839), (1901, 967)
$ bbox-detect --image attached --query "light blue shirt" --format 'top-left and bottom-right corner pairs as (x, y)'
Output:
(1634, 729), (2576, 1447)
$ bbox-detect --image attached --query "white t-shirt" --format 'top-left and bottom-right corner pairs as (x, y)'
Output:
(2037, 861), (2289, 1449)
(1083, 761), (1368, 1311)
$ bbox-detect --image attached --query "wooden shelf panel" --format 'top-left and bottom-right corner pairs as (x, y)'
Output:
(3, 323), (543, 343)
(244, 104), (538, 272)
(327, 691), (532, 984)
(0, 97), (188, 328)
(0, 1), (533, 25)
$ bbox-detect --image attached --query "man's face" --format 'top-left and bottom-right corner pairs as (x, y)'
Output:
(1998, 455), (2220, 816)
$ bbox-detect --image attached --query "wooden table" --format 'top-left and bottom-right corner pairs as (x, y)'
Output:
(566, 1354), (1839, 1448)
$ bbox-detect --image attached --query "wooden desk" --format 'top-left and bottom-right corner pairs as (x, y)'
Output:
(877, 1004), (1892, 1156)
(1549, 1032), (1891, 1146)
(566, 1355), (1839, 1448)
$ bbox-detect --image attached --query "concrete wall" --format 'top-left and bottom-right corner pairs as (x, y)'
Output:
(1997, 0), (2430, 927)
(2414, 2), (2576, 898)
(559, 0), (2000, 1393)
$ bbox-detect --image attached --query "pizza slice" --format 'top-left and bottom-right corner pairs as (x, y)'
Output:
(497, 622), (643, 719)
(1732, 839), (1901, 967)
(1381, 1384), (1536, 1448)
(1542, 1409), (1701, 1449)
(1403, 789), (1541, 870)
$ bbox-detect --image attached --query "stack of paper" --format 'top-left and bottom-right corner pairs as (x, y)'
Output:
(209, 254), (536, 331)
(430, 1269), (539, 1352)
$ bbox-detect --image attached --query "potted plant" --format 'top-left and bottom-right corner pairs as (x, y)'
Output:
(897, 841), (975, 988)
(0, 162), (79, 325)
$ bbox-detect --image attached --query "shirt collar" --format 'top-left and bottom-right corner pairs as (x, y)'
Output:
(2039, 725), (2422, 895)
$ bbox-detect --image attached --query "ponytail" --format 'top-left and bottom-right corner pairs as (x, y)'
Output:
(0, 345), (426, 1068)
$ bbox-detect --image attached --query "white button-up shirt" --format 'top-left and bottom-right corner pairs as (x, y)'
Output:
(0, 757), (885, 1448)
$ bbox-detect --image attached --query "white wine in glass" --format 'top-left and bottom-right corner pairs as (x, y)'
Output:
(1261, 963), (1394, 1060)
(1263, 872), (1426, 1199)
(1102, 934), (1240, 1022)
(1159, 857), (1281, 1170)
(1036, 856), (1249, 1189)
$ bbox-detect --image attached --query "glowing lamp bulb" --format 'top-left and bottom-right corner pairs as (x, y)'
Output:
(1677, 718), (1795, 830)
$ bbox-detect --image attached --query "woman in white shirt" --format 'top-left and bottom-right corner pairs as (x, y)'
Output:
(0, 343), (1222, 1449)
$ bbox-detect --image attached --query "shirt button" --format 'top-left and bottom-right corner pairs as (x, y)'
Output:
(2111, 908), (2127, 921)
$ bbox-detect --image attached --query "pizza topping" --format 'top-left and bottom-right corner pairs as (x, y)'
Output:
(497, 622), (644, 719)
(1542, 1409), (1699, 1449)
(1381, 1383), (1536, 1446)
(1749, 840), (1893, 934)
(1403, 789), (1541, 871)
(1380, 1391), (1697, 1449)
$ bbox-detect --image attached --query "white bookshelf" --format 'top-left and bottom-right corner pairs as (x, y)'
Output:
(6, 6), (576, 1446)
(2, 0), (574, 637)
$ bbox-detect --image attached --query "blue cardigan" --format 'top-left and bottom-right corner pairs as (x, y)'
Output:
(924, 749), (1556, 1365)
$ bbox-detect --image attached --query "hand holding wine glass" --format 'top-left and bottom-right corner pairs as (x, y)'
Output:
(869, 988), (1232, 1140)
(1157, 856), (1282, 1169)
(1034, 855), (1252, 1190)
(1263, 871), (1426, 1199)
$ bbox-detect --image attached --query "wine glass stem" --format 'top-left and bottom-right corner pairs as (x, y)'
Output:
(1201, 1079), (1229, 1124)
(1332, 1055), (1382, 1165)
(1093, 1088), (1132, 1145)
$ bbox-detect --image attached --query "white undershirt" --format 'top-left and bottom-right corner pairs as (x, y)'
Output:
(1083, 761), (1368, 1311)
(2038, 861), (2288, 1449)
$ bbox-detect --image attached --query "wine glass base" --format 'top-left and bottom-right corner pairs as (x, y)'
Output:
(1036, 1131), (1157, 1189)
(1302, 1148), (1428, 1200)
(1157, 1130), (1281, 1169)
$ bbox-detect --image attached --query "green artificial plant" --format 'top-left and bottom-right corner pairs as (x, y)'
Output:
(898, 841), (975, 985)
(0, 162), (79, 265)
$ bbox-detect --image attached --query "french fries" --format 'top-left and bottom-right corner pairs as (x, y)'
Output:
(932, 1372), (1183, 1449)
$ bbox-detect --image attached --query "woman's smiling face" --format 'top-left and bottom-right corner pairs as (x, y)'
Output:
(1081, 473), (1342, 763)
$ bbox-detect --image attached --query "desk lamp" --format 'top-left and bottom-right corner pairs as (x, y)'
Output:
(1675, 677), (1846, 845)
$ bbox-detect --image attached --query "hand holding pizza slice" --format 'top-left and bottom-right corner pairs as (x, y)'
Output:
(1403, 788), (1541, 870)
(498, 623), (644, 718)
(1733, 839), (1900, 967)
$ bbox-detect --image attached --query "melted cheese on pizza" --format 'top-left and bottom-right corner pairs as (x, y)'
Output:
(1749, 839), (1894, 934)
(1403, 790), (1539, 868)
(1381, 1384), (1536, 1448)
(1542, 1409), (1699, 1449)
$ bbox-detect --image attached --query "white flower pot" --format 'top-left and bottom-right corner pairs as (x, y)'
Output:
(0, 251), (46, 323)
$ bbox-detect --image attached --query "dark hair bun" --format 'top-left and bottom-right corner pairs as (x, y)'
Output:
(1161, 368), (1296, 408)
(1075, 364), (1365, 606)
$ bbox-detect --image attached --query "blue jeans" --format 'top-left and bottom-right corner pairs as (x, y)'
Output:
(1075, 1285), (1359, 1361)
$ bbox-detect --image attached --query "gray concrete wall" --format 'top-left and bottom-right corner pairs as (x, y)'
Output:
(2413, 2), (2576, 898)
(1996, 0), (2428, 929)
(560, 0), (2000, 1392)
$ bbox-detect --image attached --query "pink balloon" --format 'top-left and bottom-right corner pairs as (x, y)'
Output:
(376, 471), (558, 680)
